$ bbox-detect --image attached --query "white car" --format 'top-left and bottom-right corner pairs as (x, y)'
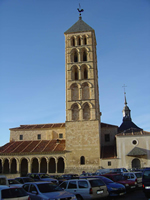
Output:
(123, 172), (138, 187)
(0, 185), (30, 200)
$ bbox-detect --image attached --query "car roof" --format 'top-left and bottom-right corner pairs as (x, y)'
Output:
(0, 185), (9, 190)
(24, 181), (51, 185)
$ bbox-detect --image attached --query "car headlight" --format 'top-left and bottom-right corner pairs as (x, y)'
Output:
(110, 187), (118, 190)
(125, 184), (129, 186)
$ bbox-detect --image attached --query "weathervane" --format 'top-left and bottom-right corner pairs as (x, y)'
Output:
(77, 4), (84, 17)
(122, 84), (127, 104)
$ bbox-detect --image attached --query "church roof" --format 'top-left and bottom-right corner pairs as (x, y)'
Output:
(116, 129), (150, 136)
(0, 140), (66, 155)
(118, 121), (142, 132)
(127, 147), (147, 156)
(64, 17), (94, 34)
(10, 123), (65, 130)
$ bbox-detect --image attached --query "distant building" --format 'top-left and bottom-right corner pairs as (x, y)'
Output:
(0, 13), (149, 177)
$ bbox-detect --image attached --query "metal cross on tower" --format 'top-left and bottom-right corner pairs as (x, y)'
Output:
(77, 4), (84, 16)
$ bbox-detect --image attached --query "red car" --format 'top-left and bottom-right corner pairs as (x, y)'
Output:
(102, 173), (137, 191)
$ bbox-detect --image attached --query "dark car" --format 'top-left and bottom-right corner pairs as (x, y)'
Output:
(96, 176), (126, 197)
(26, 173), (58, 184)
(57, 174), (79, 184)
(102, 173), (137, 191)
(15, 177), (35, 184)
(142, 168), (150, 198)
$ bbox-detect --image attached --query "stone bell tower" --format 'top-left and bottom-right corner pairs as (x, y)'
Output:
(64, 12), (101, 173)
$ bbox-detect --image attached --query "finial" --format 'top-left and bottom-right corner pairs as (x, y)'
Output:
(122, 84), (127, 105)
(77, 3), (84, 19)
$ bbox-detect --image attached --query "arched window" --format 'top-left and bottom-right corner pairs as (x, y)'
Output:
(74, 51), (78, 62)
(82, 82), (90, 100)
(81, 65), (88, 80)
(83, 103), (90, 120)
(80, 156), (85, 165)
(83, 50), (87, 61)
(72, 66), (79, 80)
(83, 36), (87, 45)
(72, 104), (79, 121)
(78, 37), (81, 45)
(71, 83), (79, 101)
(71, 37), (75, 46)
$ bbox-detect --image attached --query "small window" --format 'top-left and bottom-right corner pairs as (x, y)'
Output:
(60, 182), (67, 189)
(105, 134), (110, 142)
(80, 156), (85, 165)
(108, 161), (111, 166)
(68, 181), (77, 189)
(20, 135), (23, 140)
(37, 134), (41, 140)
(59, 133), (63, 139)
(132, 140), (137, 145)
(29, 184), (37, 193)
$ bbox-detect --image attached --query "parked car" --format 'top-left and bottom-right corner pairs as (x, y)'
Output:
(111, 168), (128, 173)
(15, 177), (35, 184)
(8, 179), (23, 187)
(59, 178), (109, 200)
(142, 168), (150, 198)
(134, 171), (142, 187)
(102, 173), (137, 191)
(26, 173), (58, 184)
(123, 172), (138, 184)
(61, 173), (79, 179)
(22, 181), (77, 200)
(95, 176), (126, 197)
(0, 185), (30, 200)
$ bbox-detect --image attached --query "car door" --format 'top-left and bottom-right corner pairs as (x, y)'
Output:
(29, 184), (41, 200)
(66, 180), (78, 195)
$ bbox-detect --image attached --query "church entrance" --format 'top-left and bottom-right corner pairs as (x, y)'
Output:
(132, 158), (141, 169)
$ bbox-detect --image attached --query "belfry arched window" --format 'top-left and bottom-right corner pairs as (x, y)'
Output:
(82, 82), (90, 100)
(83, 103), (90, 120)
(81, 65), (88, 80)
(72, 103), (79, 121)
(71, 83), (79, 101)
(74, 50), (78, 62)
(71, 37), (75, 46)
(72, 66), (79, 80)
(83, 50), (87, 61)
(77, 36), (81, 46)
(80, 156), (85, 165)
(83, 36), (87, 45)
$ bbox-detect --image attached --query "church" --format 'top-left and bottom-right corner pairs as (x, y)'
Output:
(0, 12), (150, 178)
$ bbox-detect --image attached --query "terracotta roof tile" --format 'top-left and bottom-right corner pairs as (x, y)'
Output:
(116, 129), (150, 136)
(10, 123), (65, 130)
(0, 140), (66, 154)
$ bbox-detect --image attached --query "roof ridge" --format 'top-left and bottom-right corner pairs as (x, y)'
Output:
(1, 142), (15, 153)
(41, 140), (51, 152)
(11, 141), (24, 153)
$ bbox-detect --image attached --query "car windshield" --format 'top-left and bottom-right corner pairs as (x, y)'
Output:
(99, 177), (113, 184)
(89, 179), (105, 187)
(9, 179), (20, 184)
(39, 174), (51, 178)
(37, 183), (63, 193)
(135, 173), (142, 178)
(143, 171), (150, 180)
(2, 188), (27, 198)
(112, 175), (126, 181)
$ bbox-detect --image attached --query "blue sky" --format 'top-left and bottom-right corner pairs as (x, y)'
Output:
(0, 0), (150, 146)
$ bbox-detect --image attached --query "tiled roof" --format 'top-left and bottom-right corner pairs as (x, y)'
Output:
(101, 145), (117, 159)
(118, 120), (142, 132)
(0, 140), (66, 155)
(9, 123), (65, 130)
(127, 147), (147, 156)
(64, 17), (94, 34)
(116, 129), (150, 136)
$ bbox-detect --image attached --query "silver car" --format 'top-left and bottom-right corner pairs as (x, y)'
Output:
(59, 178), (109, 200)
(23, 181), (77, 200)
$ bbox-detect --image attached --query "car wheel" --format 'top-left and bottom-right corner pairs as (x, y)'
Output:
(76, 194), (83, 200)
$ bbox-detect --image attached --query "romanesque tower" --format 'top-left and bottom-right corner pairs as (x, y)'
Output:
(64, 13), (101, 173)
